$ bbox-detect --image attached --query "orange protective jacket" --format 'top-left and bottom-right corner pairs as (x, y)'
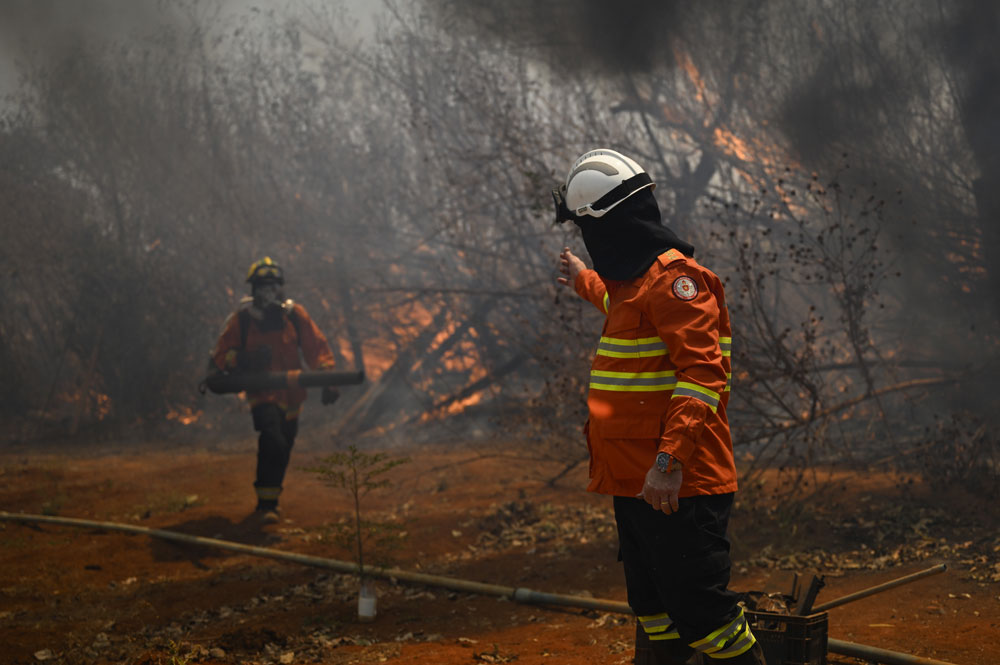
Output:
(211, 301), (336, 418)
(574, 248), (736, 498)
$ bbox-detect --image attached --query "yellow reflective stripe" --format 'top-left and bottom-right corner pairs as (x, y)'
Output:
(590, 370), (676, 392)
(690, 608), (747, 651)
(638, 613), (670, 623)
(255, 486), (282, 500)
(592, 370), (675, 378)
(598, 335), (667, 346)
(705, 629), (755, 658)
(590, 383), (674, 392)
(605, 335), (665, 344)
(725, 372), (732, 392)
(639, 613), (680, 639)
(700, 620), (744, 653)
(602, 292), (610, 314)
(597, 335), (668, 358)
(719, 336), (731, 357)
(671, 381), (720, 412)
(597, 348), (669, 358)
(638, 613), (672, 629)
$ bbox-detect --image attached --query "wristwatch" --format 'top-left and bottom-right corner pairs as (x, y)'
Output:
(655, 452), (682, 473)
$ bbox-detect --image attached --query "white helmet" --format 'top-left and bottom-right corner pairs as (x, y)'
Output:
(564, 149), (656, 219)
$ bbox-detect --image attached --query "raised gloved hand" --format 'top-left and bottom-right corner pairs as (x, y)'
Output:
(321, 386), (341, 406)
(236, 345), (272, 371)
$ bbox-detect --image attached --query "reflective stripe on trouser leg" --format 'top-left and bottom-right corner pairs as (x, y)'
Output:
(255, 486), (282, 501)
(689, 607), (756, 659)
(638, 612), (681, 641)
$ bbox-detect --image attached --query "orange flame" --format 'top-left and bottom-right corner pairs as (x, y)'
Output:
(676, 49), (710, 111)
(713, 127), (754, 162)
(166, 405), (202, 425)
(57, 389), (112, 420)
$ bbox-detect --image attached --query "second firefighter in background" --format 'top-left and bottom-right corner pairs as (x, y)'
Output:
(212, 257), (339, 523)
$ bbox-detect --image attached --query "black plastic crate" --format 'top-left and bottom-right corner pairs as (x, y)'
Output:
(745, 609), (828, 665)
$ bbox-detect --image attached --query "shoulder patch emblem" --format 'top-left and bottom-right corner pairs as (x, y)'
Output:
(672, 276), (698, 301)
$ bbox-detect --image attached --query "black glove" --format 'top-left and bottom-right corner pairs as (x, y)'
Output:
(236, 345), (271, 371)
(321, 386), (341, 406)
(552, 184), (576, 224)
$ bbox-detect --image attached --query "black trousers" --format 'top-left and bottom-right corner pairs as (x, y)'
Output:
(251, 403), (299, 509)
(614, 493), (740, 645)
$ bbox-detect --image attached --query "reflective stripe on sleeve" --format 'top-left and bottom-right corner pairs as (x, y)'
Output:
(725, 372), (732, 392)
(589, 370), (676, 392)
(602, 292), (610, 314)
(671, 381), (721, 411)
(719, 336), (731, 357)
(596, 335), (668, 358)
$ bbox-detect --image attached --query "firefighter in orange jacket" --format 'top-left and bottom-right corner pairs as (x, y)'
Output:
(554, 149), (766, 665)
(212, 257), (338, 523)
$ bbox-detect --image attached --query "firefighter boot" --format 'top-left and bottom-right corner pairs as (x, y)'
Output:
(254, 487), (282, 524)
(254, 505), (281, 524)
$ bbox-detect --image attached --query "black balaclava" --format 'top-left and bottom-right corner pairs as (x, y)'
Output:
(573, 188), (694, 281)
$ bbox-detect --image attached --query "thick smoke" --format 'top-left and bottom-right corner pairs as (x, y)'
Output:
(0, 0), (180, 72)
(427, 0), (1000, 301)
(425, 1), (997, 179)
(424, 0), (685, 74)
(423, 0), (1000, 425)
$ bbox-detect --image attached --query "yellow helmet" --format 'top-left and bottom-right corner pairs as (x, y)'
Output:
(246, 257), (284, 285)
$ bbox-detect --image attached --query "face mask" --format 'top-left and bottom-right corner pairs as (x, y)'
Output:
(252, 283), (282, 313)
(572, 190), (694, 281)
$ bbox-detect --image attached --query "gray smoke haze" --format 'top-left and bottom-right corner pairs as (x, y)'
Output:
(424, 0), (685, 74)
(0, 1), (180, 58)
(0, 0), (183, 98)
(425, 1), (999, 173)
(943, 0), (1000, 173)
(426, 0), (1000, 311)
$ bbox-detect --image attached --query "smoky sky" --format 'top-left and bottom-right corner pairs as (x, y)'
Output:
(423, 0), (685, 74)
(424, 0), (1000, 176)
(0, 0), (180, 68)
(423, 0), (1000, 343)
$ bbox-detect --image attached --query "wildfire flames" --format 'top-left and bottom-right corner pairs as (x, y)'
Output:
(166, 405), (202, 426)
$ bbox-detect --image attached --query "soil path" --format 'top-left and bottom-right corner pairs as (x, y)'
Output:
(1, 438), (996, 664)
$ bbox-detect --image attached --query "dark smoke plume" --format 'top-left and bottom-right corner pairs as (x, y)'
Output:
(423, 0), (685, 74)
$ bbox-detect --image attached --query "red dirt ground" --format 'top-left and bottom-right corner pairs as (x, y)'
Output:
(1, 435), (997, 665)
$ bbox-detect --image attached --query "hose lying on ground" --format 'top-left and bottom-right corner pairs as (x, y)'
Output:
(0, 511), (959, 665)
(0, 511), (624, 613)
